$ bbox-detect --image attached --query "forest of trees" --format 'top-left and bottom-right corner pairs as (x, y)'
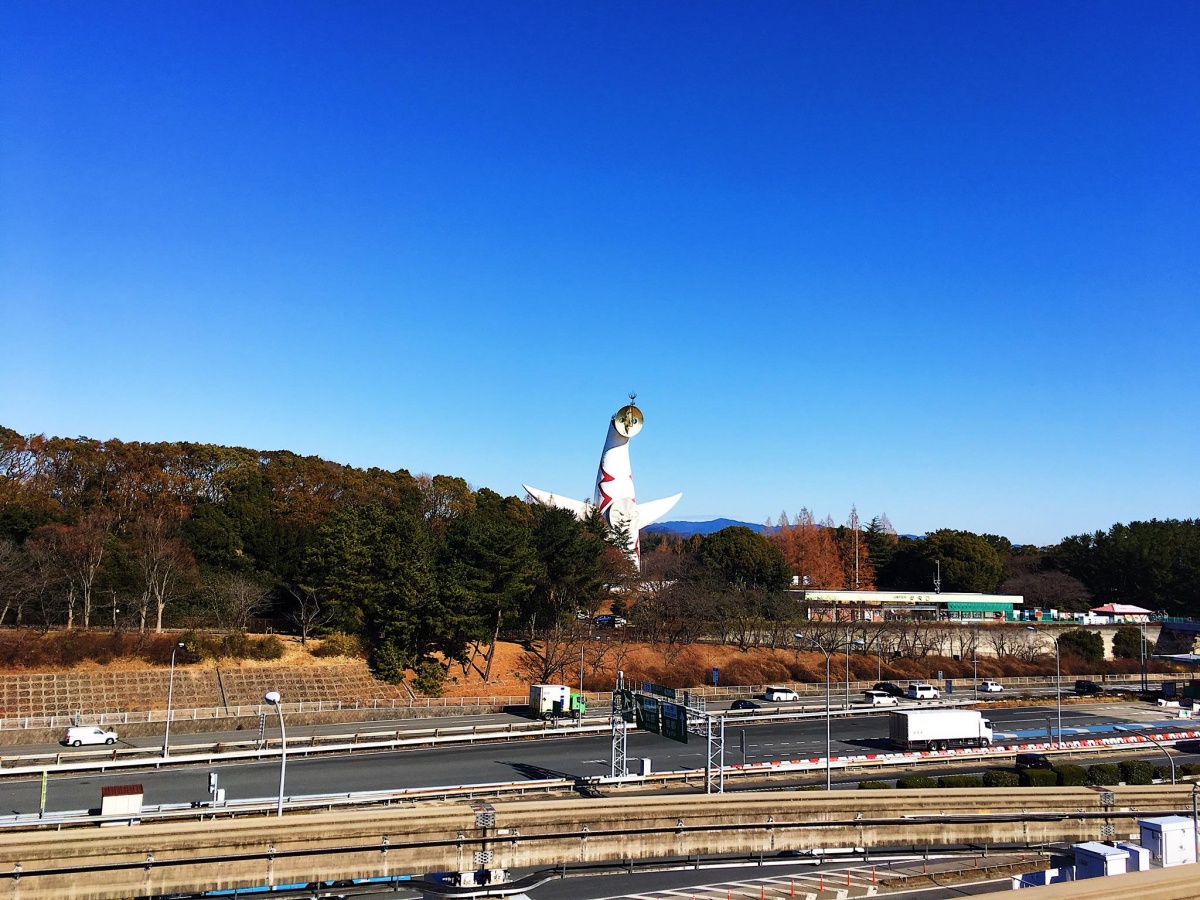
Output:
(1, 426), (1198, 690)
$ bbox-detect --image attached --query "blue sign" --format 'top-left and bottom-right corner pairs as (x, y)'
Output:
(712, 667), (719, 686)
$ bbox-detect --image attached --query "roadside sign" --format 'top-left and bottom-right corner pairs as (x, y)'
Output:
(660, 701), (688, 744)
(634, 694), (660, 733)
(712, 667), (719, 686)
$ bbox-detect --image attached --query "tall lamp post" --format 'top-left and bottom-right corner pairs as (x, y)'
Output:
(1030, 627), (1062, 747)
(804, 635), (833, 791)
(264, 691), (287, 817)
(162, 641), (185, 758)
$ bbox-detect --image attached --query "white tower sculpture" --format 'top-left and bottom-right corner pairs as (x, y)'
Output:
(523, 395), (682, 568)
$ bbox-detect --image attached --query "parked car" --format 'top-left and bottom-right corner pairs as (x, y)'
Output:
(763, 687), (800, 702)
(862, 690), (899, 707)
(1074, 679), (1103, 695)
(731, 699), (760, 710)
(1015, 752), (1053, 771)
(63, 726), (118, 747)
(871, 682), (906, 697)
(906, 682), (940, 700)
(979, 680), (1004, 693)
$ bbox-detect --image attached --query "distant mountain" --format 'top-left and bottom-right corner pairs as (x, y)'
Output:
(644, 518), (763, 537)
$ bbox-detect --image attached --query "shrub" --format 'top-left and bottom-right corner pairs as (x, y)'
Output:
(219, 632), (252, 659)
(1180, 763), (1200, 778)
(413, 660), (447, 697)
(1088, 763), (1121, 786)
(1119, 760), (1155, 785)
(939, 775), (984, 789)
(1019, 769), (1058, 787)
(896, 776), (938, 789)
(248, 635), (285, 661)
(984, 769), (1020, 788)
(1153, 765), (1175, 782)
(176, 631), (207, 664)
(312, 633), (363, 658)
(1054, 764), (1089, 787)
(1057, 629), (1104, 665)
(858, 781), (893, 789)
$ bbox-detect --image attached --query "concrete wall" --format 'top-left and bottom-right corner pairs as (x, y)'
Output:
(0, 785), (1194, 900)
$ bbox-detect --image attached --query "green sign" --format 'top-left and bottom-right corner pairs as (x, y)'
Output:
(634, 694), (659, 733)
(641, 681), (677, 700)
(659, 701), (688, 744)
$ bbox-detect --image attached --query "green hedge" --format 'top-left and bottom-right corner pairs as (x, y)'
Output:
(1019, 769), (1058, 787)
(984, 770), (1020, 788)
(1153, 765), (1175, 782)
(939, 775), (985, 789)
(1054, 764), (1089, 787)
(858, 780), (893, 789)
(1180, 763), (1200, 778)
(1088, 763), (1121, 786)
(1119, 760), (1155, 785)
(896, 776), (938, 789)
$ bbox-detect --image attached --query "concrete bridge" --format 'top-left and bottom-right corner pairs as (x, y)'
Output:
(0, 785), (1197, 899)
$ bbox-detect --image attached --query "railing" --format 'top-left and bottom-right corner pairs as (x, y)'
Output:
(0, 672), (1174, 732)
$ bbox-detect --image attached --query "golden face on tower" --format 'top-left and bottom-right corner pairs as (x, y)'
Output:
(613, 404), (643, 437)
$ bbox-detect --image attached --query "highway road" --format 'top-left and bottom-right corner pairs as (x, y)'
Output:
(0, 700), (1194, 816)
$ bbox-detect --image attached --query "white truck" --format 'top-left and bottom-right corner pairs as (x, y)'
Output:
(528, 684), (586, 719)
(888, 709), (993, 751)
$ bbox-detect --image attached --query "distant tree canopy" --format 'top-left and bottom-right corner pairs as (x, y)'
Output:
(0, 428), (618, 684)
(4, 425), (1200, 685)
(1049, 520), (1200, 618)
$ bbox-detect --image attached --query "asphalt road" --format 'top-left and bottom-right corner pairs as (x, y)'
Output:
(1, 700), (1193, 816)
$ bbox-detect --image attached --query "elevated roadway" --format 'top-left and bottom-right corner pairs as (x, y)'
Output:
(0, 785), (1196, 899)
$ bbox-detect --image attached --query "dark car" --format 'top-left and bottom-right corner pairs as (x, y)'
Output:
(1015, 752), (1053, 770)
(1074, 679), (1103, 695)
(870, 682), (906, 697)
(731, 699), (760, 710)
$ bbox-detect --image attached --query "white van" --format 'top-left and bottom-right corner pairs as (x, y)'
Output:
(63, 726), (118, 747)
(905, 683), (940, 700)
(763, 687), (799, 702)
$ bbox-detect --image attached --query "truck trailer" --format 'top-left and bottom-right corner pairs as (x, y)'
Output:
(529, 684), (586, 720)
(888, 709), (993, 751)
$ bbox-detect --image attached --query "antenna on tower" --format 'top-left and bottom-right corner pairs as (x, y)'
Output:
(628, 391), (637, 403)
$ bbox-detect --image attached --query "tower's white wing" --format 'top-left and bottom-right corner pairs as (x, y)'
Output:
(634, 493), (683, 530)
(522, 485), (591, 520)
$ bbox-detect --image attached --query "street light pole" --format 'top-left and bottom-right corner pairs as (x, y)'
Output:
(264, 691), (287, 817)
(1054, 637), (1062, 748)
(1141, 621), (1148, 693)
(845, 627), (851, 711)
(1029, 627), (1062, 747)
(162, 642), (185, 759)
(805, 636), (833, 791)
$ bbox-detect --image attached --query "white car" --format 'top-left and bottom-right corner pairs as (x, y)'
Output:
(763, 687), (799, 702)
(63, 726), (118, 747)
(906, 682), (940, 700)
(862, 690), (899, 707)
(979, 680), (1004, 693)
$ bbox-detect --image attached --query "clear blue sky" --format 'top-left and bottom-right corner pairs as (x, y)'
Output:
(2, 2), (1197, 547)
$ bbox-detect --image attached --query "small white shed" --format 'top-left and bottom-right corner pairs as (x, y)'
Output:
(1138, 815), (1197, 867)
(99, 784), (143, 824)
(1073, 842), (1129, 879)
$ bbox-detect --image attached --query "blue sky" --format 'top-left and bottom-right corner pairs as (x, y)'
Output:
(2, 2), (1197, 547)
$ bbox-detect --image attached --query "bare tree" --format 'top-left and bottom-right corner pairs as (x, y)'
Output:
(207, 574), (270, 633)
(518, 624), (583, 685)
(285, 582), (330, 645)
(130, 513), (193, 633)
(59, 511), (112, 628)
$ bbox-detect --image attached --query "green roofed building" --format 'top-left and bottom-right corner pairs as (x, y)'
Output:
(794, 590), (1023, 623)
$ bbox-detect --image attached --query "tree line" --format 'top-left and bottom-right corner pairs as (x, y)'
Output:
(1, 427), (1197, 691)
